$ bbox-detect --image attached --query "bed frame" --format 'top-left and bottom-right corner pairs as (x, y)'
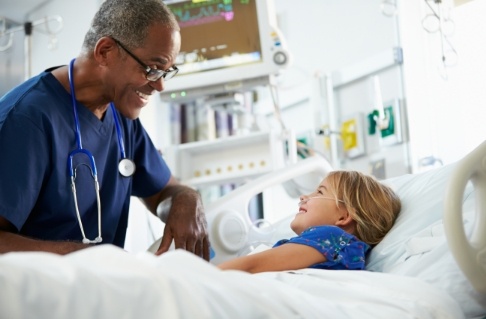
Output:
(445, 139), (486, 293)
(205, 155), (333, 265)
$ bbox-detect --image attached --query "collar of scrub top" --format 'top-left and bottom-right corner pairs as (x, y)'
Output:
(66, 58), (136, 244)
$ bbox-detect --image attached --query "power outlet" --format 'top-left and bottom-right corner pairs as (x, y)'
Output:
(341, 113), (366, 159)
(380, 105), (395, 138)
(381, 99), (403, 146)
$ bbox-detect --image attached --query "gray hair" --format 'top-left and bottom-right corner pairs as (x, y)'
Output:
(82, 0), (179, 52)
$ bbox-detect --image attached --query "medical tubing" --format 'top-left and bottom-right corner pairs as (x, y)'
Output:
(69, 149), (98, 176)
(68, 58), (83, 150)
(71, 177), (88, 240)
(94, 177), (102, 243)
(110, 102), (127, 159)
(71, 170), (103, 244)
(68, 153), (75, 178)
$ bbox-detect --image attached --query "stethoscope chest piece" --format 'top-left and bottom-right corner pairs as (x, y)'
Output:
(119, 158), (136, 177)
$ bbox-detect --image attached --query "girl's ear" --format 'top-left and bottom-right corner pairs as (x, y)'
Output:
(335, 209), (354, 227)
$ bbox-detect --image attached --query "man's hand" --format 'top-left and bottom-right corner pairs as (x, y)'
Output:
(155, 189), (210, 261)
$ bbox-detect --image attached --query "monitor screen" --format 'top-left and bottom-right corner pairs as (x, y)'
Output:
(170, 0), (262, 76)
(162, 0), (289, 101)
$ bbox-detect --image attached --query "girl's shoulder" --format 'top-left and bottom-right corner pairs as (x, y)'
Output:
(301, 225), (346, 237)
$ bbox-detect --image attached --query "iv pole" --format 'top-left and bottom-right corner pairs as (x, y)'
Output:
(0, 15), (63, 80)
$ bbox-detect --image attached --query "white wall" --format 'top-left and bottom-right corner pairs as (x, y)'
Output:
(257, 0), (397, 130)
(27, 2), (93, 75)
(254, 0), (412, 184)
(399, 0), (486, 170)
(263, 0), (486, 176)
(251, 0), (404, 223)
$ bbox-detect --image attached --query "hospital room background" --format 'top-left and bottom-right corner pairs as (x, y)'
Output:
(1, 0), (485, 252)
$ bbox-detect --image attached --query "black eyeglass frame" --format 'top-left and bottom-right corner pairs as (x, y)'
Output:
(113, 38), (178, 82)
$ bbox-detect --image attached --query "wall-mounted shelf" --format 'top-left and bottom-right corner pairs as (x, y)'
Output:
(163, 130), (292, 188)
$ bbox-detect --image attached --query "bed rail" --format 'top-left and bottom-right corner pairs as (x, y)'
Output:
(444, 140), (486, 293)
(206, 155), (333, 265)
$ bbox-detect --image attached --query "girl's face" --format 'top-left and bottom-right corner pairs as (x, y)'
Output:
(290, 177), (347, 235)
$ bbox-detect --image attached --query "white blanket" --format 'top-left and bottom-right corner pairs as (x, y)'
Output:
(0, 245), (464, 319)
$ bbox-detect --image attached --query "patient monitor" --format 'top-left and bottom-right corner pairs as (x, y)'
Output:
(161, 0), (290, 101)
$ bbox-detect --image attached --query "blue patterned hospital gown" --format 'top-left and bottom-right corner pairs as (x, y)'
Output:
(272, 225), (370, 270)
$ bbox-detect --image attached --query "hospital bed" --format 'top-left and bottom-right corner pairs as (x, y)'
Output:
(1, 141), (486, 319)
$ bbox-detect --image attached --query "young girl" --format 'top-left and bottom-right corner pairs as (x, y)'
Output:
(217, 170), (401, 273)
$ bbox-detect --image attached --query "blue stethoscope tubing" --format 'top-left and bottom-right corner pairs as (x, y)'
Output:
(67, 58), (135, 244)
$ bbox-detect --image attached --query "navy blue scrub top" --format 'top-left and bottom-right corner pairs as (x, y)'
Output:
(0, 69), (171, 246)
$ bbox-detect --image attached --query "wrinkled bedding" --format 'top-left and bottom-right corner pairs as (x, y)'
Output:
(0, 245), (464, 319)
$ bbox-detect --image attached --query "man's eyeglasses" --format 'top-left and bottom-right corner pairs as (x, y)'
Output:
(113, 38), (178, 82)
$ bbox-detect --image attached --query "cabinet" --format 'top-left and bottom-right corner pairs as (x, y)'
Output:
(164, 130), (296, 189)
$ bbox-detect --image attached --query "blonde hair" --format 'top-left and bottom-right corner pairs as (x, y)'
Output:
(326, 170), (401, 246)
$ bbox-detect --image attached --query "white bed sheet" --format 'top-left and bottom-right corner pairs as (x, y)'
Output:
(0, 245), (464, 319)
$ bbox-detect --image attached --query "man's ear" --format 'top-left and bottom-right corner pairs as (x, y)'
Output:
(93, 37), (118, 66)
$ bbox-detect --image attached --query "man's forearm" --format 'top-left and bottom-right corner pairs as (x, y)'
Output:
(0, 230), (91, 255)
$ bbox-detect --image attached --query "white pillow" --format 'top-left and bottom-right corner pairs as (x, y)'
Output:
(366, 162), (486, 318)
(366, 163), (468, 271)
(384, 216), (485, 319)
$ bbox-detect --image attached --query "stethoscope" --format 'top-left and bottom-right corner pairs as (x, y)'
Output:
(67, 58), (136, 244)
